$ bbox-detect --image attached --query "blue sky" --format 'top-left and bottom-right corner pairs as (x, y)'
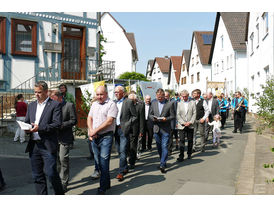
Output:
(110, 12), (217, 75)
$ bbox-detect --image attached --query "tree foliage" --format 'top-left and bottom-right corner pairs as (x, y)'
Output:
(254, 76), (274, 134)
(118, 72), (148, 81)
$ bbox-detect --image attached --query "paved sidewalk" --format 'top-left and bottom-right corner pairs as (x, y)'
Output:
(235, 116), (274, 194)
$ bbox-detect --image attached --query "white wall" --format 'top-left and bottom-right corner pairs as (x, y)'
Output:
(0, 59), (3, 80)
(188, 37), (212, 94)
(101, 13), (135, 78)
(150, 62), (169, 89)
(211, 16), (248, 96)
(168, 66), (178, 91)
(11, 59), (35, 89)
(63, 12), (84, 17)
(88, 28), (97, 48)
(247, 12), (274, 113)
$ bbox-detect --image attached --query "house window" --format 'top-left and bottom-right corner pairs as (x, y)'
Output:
(158, 78), (161, 81)
(191, 74), (194, 84)
(221, 60), (224, 72)
(184, 77), (186, 84)
(197, 72), (200, 82)
(181, 77), (184, 85)
(191, 57), (194, 67)
(183, 63), (186, 72)
(251, 76), (254, 92)
(250, 32), (254, 54)
(256, 23), (259, 47)
(230, 54), (233, 68)
(0, 17), (6, 54)
(226, 56), (229, 70)
(264, 66), (270, 80)
(196, 54), (199, 64)
(221, 35), (224, 49)
(11, 18), (37, 56)
(262, 12), (269, 37)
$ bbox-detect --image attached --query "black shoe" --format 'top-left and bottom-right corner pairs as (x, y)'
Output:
(62, 185), (68, 193)
(96, 188), (105, 195)
(177, 157), (184, 162)
(221, 126), (225, 129)
(187, 155), (191, 159)
(175, 145), (179, 150)
(159, 166), (166, 173)
(129, 165), (135, 170)
(232, 130), (237, 133)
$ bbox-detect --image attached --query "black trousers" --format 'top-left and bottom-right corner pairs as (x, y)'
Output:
(168, 129), (178, 152)
(142, 120), (153, 150)
(234, 109), (244, 132)
(178, 127), (194, 159)
(128, 133), (138, 166)
(0, 168), (5, 187)
(220, 111), (227, 127)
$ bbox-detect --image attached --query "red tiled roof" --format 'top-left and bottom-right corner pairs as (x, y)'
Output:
(151, 57), (171, 75)
(193, 31), (213, 65)
(170, 56), (182, 84)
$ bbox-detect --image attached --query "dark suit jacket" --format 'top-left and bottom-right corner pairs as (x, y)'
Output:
(132, 100), (145, 137)
(170, 100), (177, 130)
(118, 98), (137, 137)
(148, 99), (175, 134)
(208, 98), (219, 122)
(59, 101), (77, 144)
(25, 98), (62, 154)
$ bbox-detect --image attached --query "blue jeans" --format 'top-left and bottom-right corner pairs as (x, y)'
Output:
(115, 127), (128, 174)
(91, 132), (113, 192)
(30, 142), (64, 195)
(154, 129), (170, 167)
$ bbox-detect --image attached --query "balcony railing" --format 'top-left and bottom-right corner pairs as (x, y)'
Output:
(0, 58), (115, 120)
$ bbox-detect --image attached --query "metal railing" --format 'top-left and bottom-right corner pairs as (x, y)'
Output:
(0, 58), (115, 120)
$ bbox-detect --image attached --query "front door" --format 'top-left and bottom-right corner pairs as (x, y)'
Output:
(62, 24), (86, 80)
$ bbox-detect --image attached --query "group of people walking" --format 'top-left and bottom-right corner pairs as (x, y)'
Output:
(3, 80), (248, 195)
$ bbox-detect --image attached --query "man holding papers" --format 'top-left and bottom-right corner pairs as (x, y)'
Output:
(25, 81), (64, 195)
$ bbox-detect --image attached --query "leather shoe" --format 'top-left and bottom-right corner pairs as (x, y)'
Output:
(187, 155), (191, 159)
(116, 173), (124, 181)
(96, 188), (105, 195)
(177, 157), (184, 162)
(159, 166), (166, 173)
(123, 169), (129, 175)
(129, 165), (135, 170)
(232, 130), (237, 133)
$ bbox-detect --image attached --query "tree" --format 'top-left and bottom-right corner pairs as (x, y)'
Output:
(118, 72), (148, 81)
(253, 76), (274, 134)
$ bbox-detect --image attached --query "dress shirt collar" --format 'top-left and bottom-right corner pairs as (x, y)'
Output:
(117, 97), (124, 103)
(37, 97), (49, 106)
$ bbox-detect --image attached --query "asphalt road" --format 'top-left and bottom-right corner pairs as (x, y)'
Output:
(0, 118), (250, 195)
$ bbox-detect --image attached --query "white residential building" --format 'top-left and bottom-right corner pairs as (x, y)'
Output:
(247, 12), (274, 113)
(150, 57), (170, 90)
(188, 31), (213, 94)
(146, 59), (154, 81)
(101, 12), (138, 78)
(167, 56), (182, 92)
(179, 50), (190, 92)
(209, 12), (249, 96)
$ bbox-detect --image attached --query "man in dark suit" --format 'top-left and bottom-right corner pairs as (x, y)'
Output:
(128, 91), (145, 169)
(114, 86), (137, 181)
(141, 95), (153, 152)
(205, 92), (220, 142)
(50, 90), (77, 193)
(25, 81), (64, 195)
(149, 88), (175, 173)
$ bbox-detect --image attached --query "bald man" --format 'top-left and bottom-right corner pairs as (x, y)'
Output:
(87, 85), (118, 194)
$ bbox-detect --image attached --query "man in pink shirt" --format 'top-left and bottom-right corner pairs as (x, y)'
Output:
(87, 85), (118, 195)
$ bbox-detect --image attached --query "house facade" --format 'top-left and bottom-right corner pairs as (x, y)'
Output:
(101, 12), (138, 79)
(178, 50), (190, 92)
(0, 12), (101, 94)
(168, 56), (182, 92)
(150, 57), (170, 90)
(146, 59), (154, 81)
(247, 12), (274, 113)
(209, 12), (249, 96)
(187, 31), (213, 94)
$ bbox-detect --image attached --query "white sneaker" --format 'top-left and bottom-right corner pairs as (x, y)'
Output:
(91, 170), (100, 179)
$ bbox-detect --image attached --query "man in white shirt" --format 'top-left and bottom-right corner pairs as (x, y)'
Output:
(192, 89), (209, 152)
(25, 81), (63, 195)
